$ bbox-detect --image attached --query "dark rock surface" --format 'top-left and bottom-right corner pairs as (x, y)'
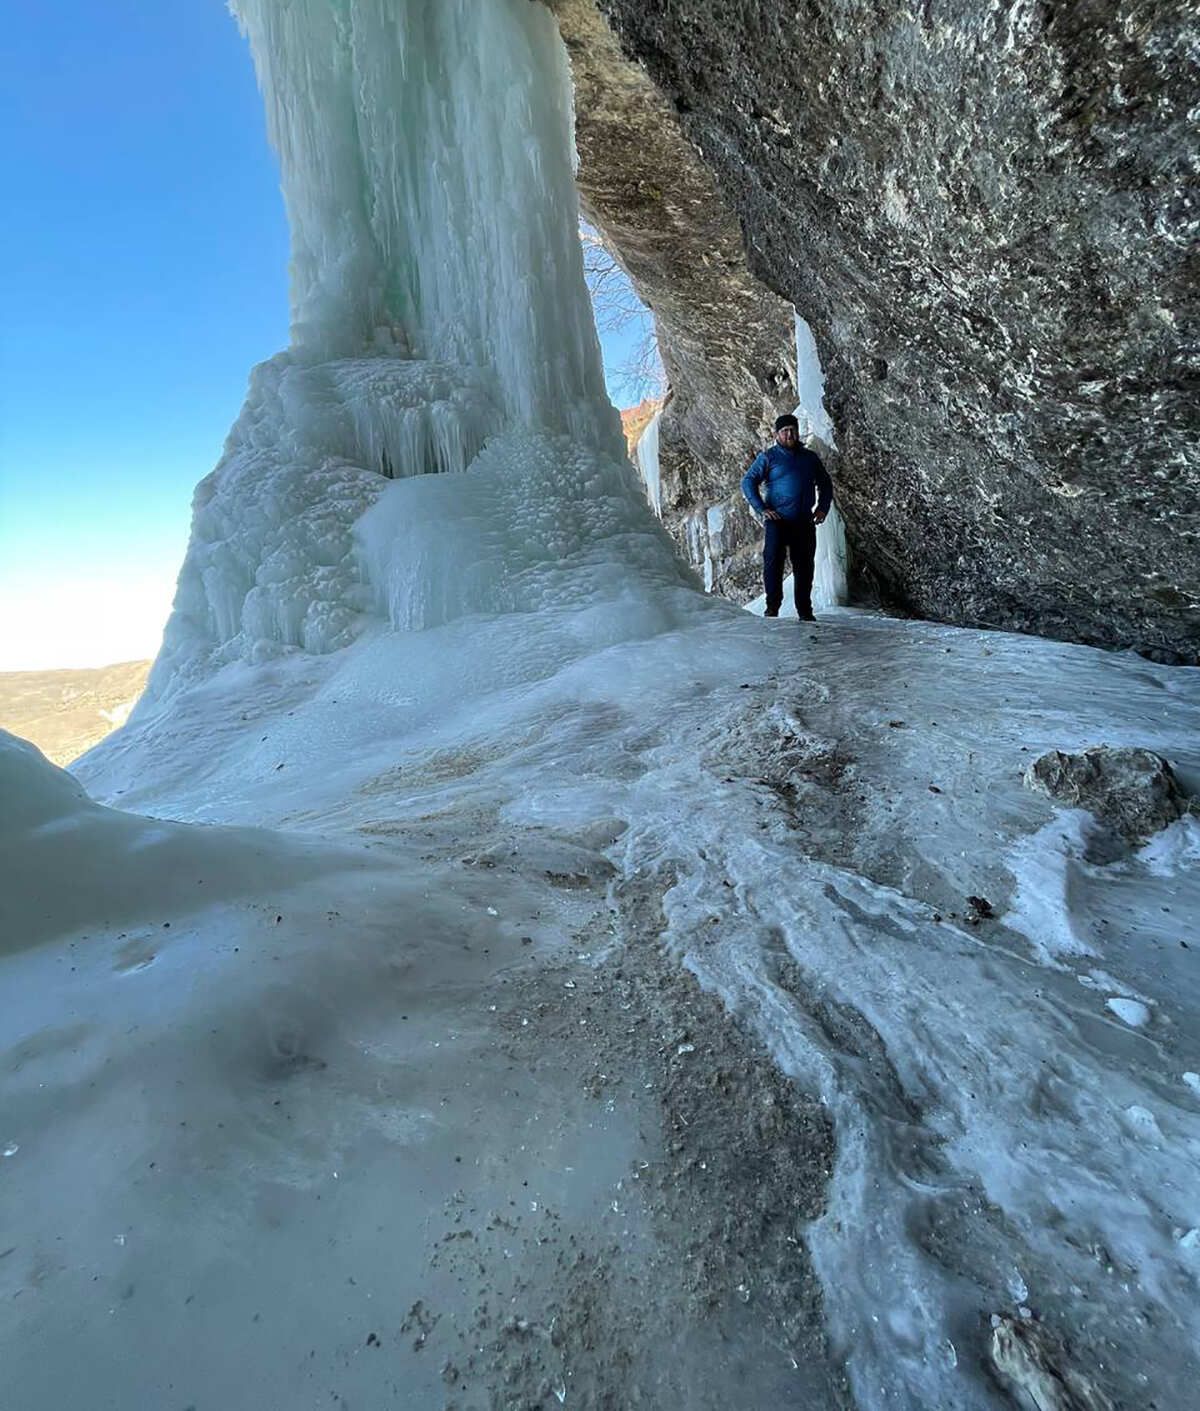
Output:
(552, 0), (800, 598)
(561, 0), (1199, 658)
(1025, 745), (1191, 842)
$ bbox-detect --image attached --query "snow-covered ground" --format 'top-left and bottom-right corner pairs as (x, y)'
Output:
(3, 1), (1197, 1406)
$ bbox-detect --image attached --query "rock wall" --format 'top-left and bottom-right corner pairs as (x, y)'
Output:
(555, 0), (1199, 659)
(553, 0), (800, 600)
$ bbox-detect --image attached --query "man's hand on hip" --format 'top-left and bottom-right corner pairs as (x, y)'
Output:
(813, 511), (828, 525)
(764, 509), (783, 521)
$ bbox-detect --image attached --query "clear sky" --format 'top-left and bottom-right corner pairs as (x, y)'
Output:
(0, 2), (654, 672)
(0, 1), (289, 670)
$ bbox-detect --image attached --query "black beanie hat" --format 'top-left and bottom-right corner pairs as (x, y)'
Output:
(774, 413), (799, 432)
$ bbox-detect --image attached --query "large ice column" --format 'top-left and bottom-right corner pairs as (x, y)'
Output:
(232, 0), (618, 447)
(140, 0), (670, 695)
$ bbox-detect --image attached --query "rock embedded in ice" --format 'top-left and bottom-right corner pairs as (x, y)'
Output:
(965, 894), (995, 923)
(1024, 746), (1191, 844)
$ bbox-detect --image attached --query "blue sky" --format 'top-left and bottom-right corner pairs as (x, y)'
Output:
(0, 2), (655, 672)
(0, 0), (290, 669)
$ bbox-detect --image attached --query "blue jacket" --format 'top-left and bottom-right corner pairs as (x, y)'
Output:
(741, 445), (832, 521)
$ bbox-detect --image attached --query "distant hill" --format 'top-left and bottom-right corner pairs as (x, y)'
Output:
(620, 397), (662, 454)
(0, 660), (152, 767)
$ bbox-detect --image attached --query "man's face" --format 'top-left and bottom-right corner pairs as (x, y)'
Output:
(775, 423), (799, 449)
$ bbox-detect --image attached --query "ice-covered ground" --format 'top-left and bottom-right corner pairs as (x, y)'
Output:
(5, 603), (1199, 1408)
(4, 0), (1198, 1405)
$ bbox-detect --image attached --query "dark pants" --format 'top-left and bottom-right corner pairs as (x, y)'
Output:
(763, 516), (816, 616)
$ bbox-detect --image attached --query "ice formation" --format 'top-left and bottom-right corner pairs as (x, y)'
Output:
(147, 0), (677, 703)
(635, 406), (663, 516)
(793, 310), (837, 449)
(5, 3), (1200, 1409)
(793, 309), (848, 608)
(234, 0), (618, 437)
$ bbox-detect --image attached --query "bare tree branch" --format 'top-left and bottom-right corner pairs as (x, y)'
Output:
(580, 222), (667, 404)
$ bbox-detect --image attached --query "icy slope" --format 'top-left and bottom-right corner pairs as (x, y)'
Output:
(39, 608), (1199, 1409)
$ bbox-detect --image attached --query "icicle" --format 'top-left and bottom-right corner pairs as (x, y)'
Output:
(793, 311), (836, 448)
(792, 309), (846, 606)
(635, 409), (663, 517)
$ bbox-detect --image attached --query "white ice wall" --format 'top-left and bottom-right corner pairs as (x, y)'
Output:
(232, 0), (621, 449)
(145, 0), (680, 699)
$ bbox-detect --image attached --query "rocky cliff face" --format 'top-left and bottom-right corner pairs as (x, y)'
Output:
(553, 0), (801, 600)
(554, 0), (1199, 659)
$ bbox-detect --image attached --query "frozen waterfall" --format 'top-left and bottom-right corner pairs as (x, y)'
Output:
(147, 0), (678, 702)
(635, 407), (663, 517)
(233, 0), (618, 438)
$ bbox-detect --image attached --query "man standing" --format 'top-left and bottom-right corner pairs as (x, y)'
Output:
(741, 414), (833, 621)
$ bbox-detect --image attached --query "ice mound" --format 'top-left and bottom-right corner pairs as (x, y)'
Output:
(0, 728), (373, 954)
(356, 427), (689, 632)
(0, 730), (92, 834)
(149, 349), (688, 708)
(151, 352), (505, 694)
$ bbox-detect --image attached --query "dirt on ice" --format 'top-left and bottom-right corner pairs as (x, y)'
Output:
(11, 608), (1199, 1411)
(383, 826), (849, 1411)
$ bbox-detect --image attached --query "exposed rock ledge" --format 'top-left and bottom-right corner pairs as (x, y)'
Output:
(552, 0), (800, 600)
(552, 0), (1199, 660)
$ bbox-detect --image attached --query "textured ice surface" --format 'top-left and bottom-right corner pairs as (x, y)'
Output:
(355, 427), (686, 632)
(18, 612), (1198, 1411)
(7, 0), (1200, 1406)
(601, 618), (1200, 1410)
(231, 0), (615, 443)
(148, 0), (641, 703)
